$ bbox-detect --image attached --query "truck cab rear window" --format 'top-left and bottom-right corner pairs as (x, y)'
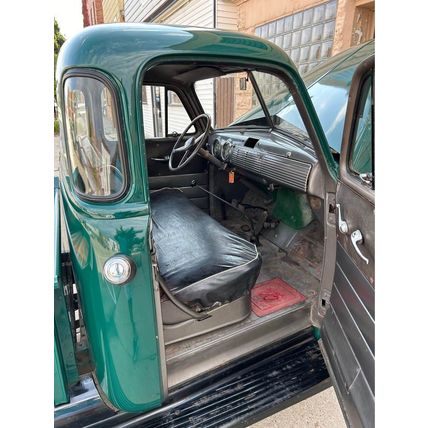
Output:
(63, 76), (125, 199)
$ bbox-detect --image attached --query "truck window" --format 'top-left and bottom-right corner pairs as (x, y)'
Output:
(141, 85), (195, 138)
(349, 75), (373, 177)
(63, 76), (125, 199)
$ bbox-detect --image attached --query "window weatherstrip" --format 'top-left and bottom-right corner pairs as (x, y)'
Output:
(61, 69), (129, 203)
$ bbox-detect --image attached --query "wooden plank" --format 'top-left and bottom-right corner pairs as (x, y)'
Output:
(215, 77), (235, 128)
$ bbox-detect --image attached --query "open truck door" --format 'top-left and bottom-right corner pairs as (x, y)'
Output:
(320, 55), (375, 428)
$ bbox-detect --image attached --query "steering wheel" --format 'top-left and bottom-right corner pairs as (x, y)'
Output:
(169, 114), (211, 171)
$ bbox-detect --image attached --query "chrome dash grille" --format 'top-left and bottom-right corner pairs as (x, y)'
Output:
(230, 146), (311, 192)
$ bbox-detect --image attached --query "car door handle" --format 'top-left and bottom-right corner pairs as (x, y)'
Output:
(150, 155), (170, 162)
(336, 204), (349, 234)
(351, 229), (369, 264)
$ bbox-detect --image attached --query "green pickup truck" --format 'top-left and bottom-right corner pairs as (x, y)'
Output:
(54, 23), (374, 427)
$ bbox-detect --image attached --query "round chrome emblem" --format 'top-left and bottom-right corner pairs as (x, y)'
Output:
(103, 255), (134, 285)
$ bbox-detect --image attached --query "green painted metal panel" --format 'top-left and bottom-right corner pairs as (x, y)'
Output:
(54, 331), (69, 406)
(273, 187), (314, 230)
(60, 189), (163, 412)
(312, 326), (321, 341)
(54, 178), (79, 406)
(54, 283), (79, 389)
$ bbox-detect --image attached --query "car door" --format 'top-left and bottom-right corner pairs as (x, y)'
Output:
(320, 55), (375, 428)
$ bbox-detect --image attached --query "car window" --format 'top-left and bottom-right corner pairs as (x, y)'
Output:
(252, 71), (310, 143)
(101, 87), (119, 142)
(63, 76), (125, 199)
(349, 75), (373, 177)
(194, 73), (266, 129)
(230, 71), (311, 144)
(258, 63), (359, 153)
(280, 41), (375, 153)
(230, 42), (374, 154)
(142, 86), (195, 138)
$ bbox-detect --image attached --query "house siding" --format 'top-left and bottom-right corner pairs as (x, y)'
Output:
(103, 0), (124, 22)
(216, 0), (238, 30)
(155, 0), (214, 122)
(155, 0), (213, 27)
(125, 0), (216, 127)
(168, 104), (194, 135)
(125, 0), (171, 23)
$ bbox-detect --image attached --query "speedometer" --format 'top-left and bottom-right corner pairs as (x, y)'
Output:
(213, 139), (222, 158)
(221, 140), (232, 161)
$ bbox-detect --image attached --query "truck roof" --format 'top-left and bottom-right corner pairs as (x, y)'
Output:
(56, 23), (297, 82)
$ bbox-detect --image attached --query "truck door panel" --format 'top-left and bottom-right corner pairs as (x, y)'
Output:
(320, 56), (375, 428)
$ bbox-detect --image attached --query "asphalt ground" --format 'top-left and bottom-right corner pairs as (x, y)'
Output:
(54, 136), (346, 427)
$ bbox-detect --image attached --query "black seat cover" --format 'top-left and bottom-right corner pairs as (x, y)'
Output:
(151, 189), (262, 309)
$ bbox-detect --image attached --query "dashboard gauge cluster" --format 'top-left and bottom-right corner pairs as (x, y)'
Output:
(212, 138), (222, 158)
(221, 139), (233, 161)
(211, 137), (234, 162)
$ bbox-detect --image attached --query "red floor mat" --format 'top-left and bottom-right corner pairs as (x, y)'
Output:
(251, 277), (306, 317)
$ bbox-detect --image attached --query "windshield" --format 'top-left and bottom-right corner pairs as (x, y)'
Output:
(263, 61), (361, 153)
(253, 71), (312, 142)
(232, 41), (374, 153)
(231, 71), (311, 143)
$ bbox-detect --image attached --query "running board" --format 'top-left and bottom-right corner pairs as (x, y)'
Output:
(77, 329), (330, 427)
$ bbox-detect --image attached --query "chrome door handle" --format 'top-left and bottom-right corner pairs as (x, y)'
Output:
(150, 155), (170, 162)
(351, 229), (369, 264)
(336, 204), (349, 234)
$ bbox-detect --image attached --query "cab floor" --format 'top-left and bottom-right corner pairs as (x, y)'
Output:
(222, 213), (324, 300)
(165, 217), (324, 381)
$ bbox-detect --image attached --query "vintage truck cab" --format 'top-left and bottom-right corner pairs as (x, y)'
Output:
(54, 23), (374, 427)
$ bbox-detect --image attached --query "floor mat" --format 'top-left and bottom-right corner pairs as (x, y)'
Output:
(251, 277), (306, 317)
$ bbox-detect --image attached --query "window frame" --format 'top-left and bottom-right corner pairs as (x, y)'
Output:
(61, 69), (129, 203)
(139, 56), (338, 180)
(141, 83), (197, 139)
(346, 70), (374, 192)
(338, 55), (374, 203)
(348, 73), (373, 181)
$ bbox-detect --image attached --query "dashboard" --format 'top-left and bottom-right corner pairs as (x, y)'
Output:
(207, 129), (318, 194)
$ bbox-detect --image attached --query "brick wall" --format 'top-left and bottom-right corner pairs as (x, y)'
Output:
(82, 0), (91, 26)
(82, 0), (104, 26)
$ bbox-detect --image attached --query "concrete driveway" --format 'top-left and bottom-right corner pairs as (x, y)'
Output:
(251, 386), (345, 427)
(54, 135), (345, 428)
